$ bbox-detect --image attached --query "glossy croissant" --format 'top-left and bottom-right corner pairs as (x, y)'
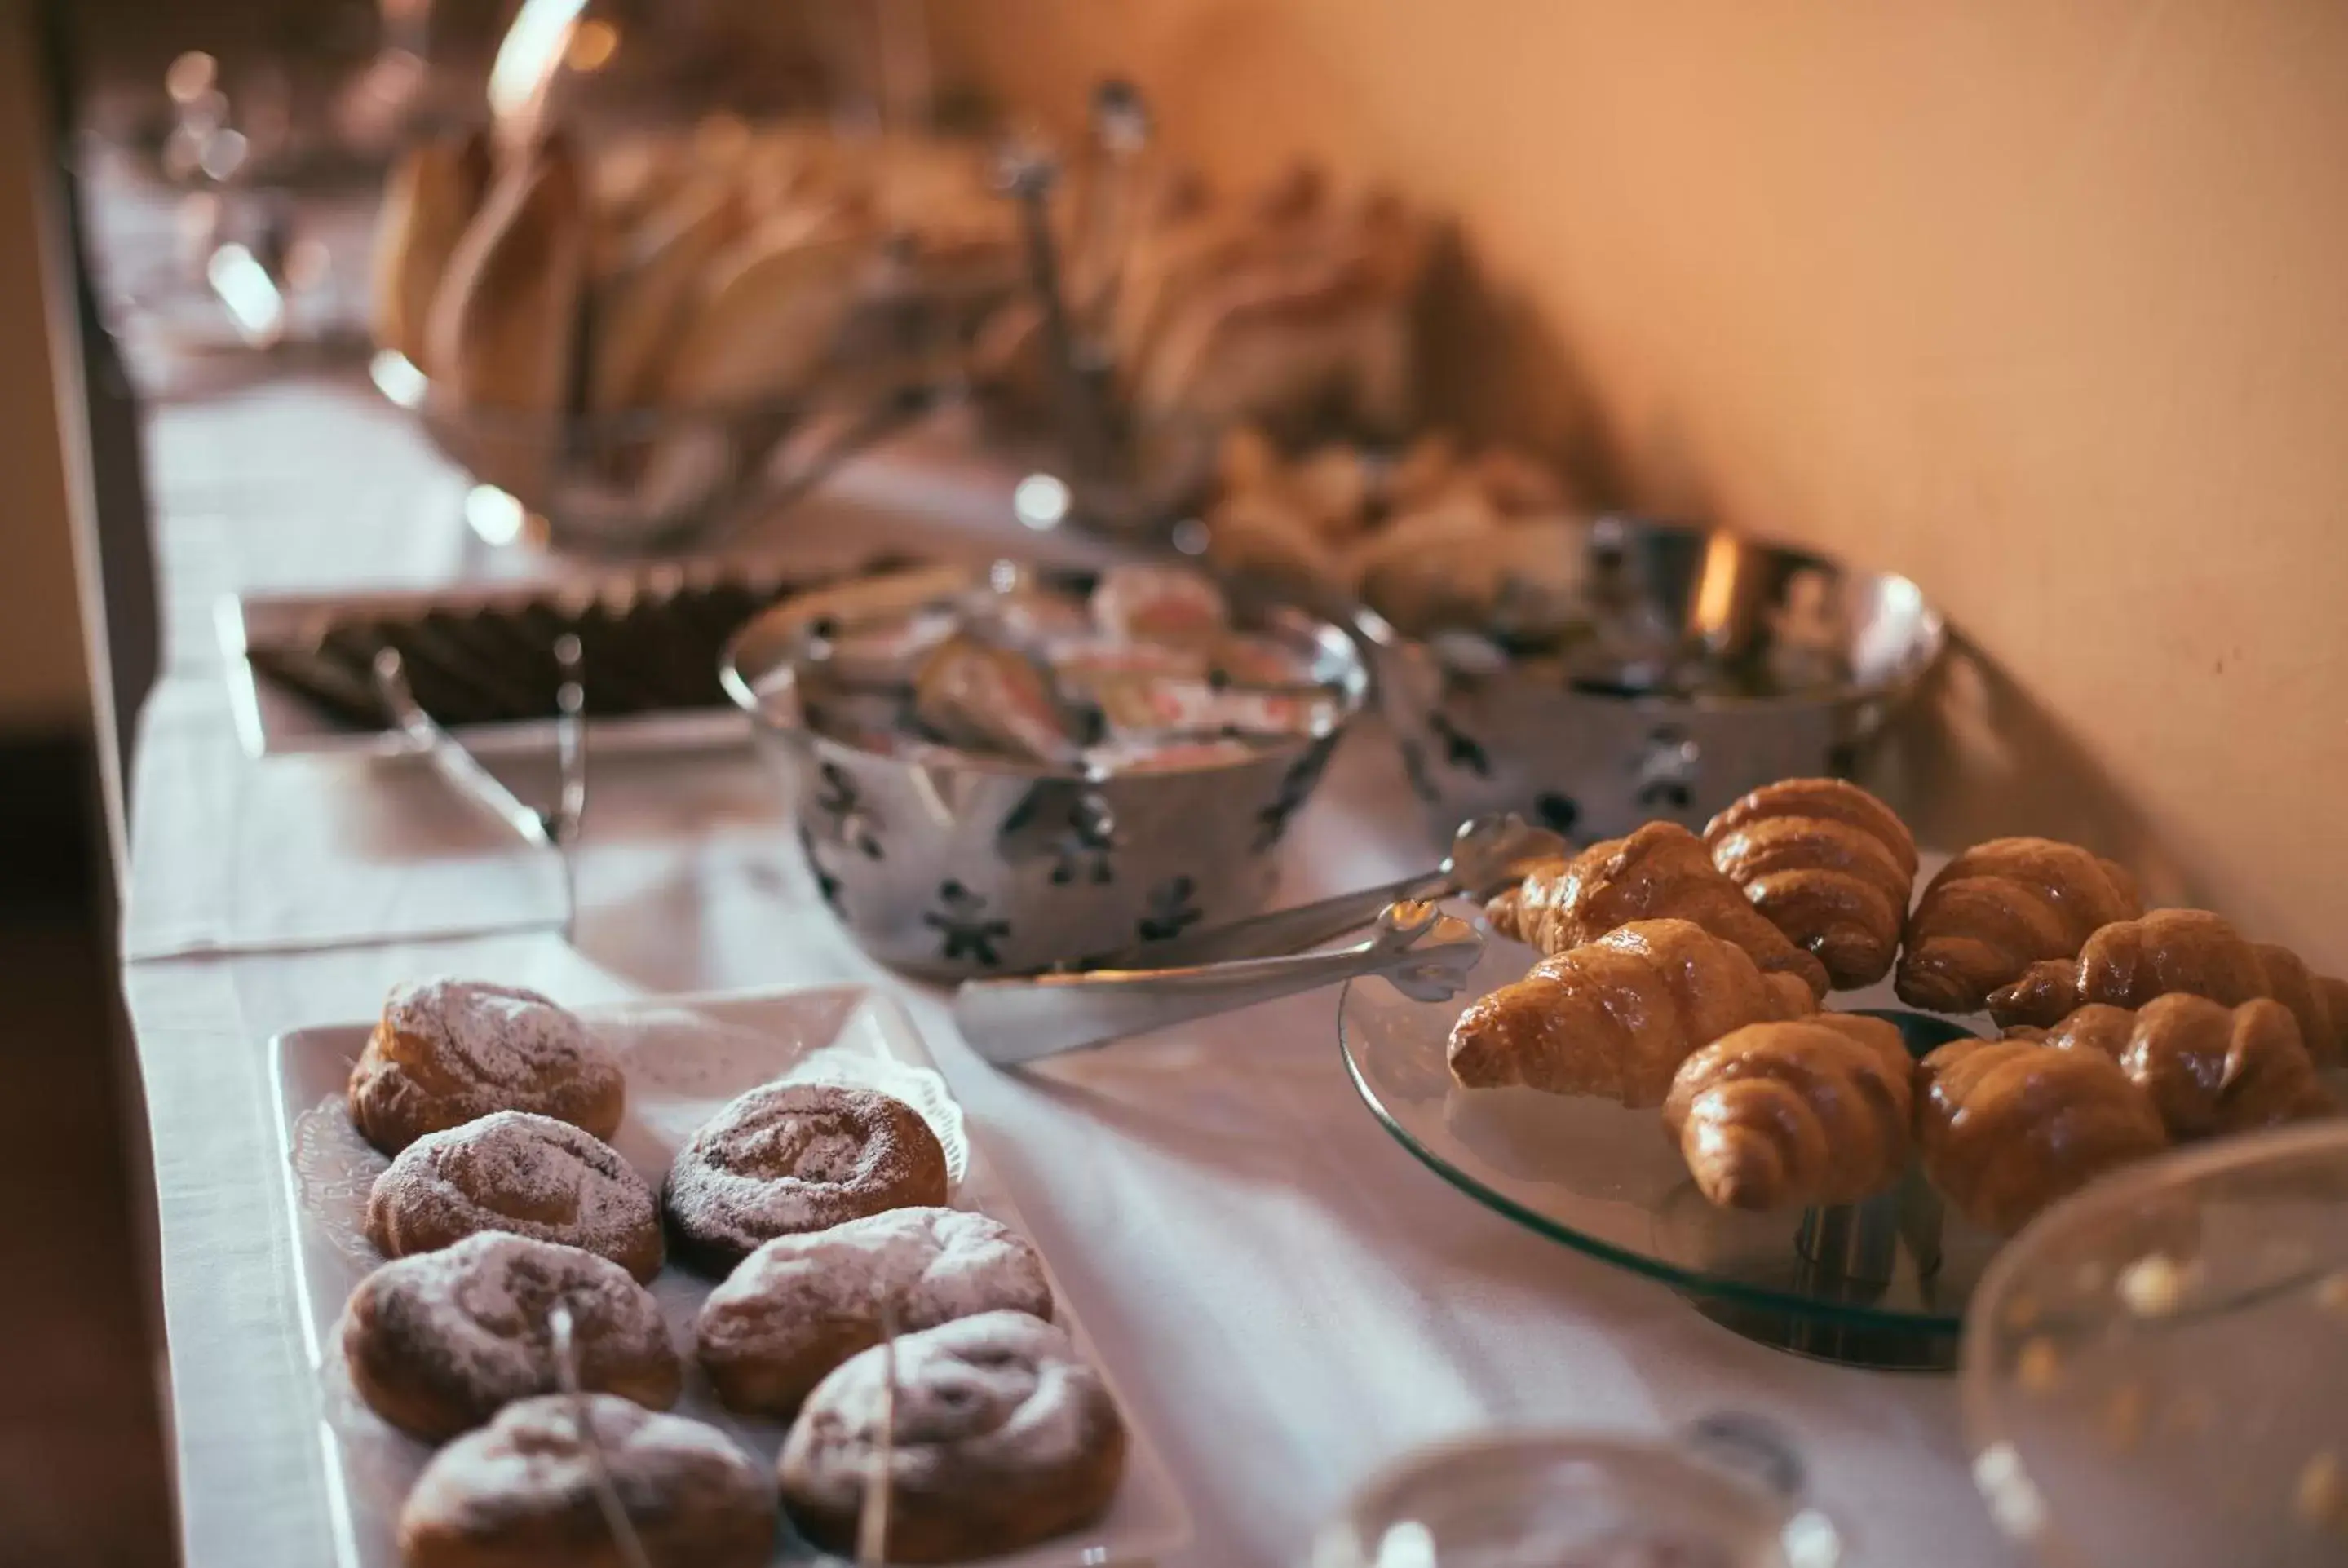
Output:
(1483, 823), (1831, 999)
(1914, 1036), (2167, 1234)
(1895, 837), (2142, 1014)
(1448, 918), (1816, 1107)
(2008, 994), (2337, 1140)
(1704, 779), (1919, 990)
(1988, 908), (2348, 1067)
(1663, 1014), (1914, 1211)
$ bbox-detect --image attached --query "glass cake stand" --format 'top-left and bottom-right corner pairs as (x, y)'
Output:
(1337, 921), (1999, 1369)
(1960, 1121), (2348, 1567)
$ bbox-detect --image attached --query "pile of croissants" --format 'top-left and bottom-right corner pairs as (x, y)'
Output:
(1450, 778), (2345, 1234)
(372, 117), (1016, 419)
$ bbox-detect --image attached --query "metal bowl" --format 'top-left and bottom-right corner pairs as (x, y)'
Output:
(721, 567), (1373, 979)
(1360, 515), (1945, 846)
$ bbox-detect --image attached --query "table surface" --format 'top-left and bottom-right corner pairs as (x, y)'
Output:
(113, 365), (2019, 1567)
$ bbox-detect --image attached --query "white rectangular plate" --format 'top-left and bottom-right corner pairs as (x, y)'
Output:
(272, 984), (1191, 1568)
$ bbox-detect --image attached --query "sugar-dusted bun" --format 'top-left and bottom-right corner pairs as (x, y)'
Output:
(340, 1232), (677, 1442)
(345, 978), (622, 1156)
(400, 1394), (773, 1568)
(697, 1206), (1050, 1416)
(366, 1110), (661, 1281)
(663, 1083), (949, 1274)
(780, 1310), (1125, 1563)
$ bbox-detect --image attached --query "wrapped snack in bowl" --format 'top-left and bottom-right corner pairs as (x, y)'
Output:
(722, 561), (1369, 978)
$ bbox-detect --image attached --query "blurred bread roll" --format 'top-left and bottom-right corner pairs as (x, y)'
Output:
(591, 178), (747, 412)
(371, 127), (492, 370)
(425, 133), (587, 416)
(657, 206), (870, 408)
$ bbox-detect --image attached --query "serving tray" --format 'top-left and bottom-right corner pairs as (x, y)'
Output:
(271, 983), (1190, 1567)
(219, 554), (910, 758)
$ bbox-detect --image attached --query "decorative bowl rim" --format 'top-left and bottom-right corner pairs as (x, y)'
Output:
(719, 562), (1374, 783)
(1350, 512), (1948, 718)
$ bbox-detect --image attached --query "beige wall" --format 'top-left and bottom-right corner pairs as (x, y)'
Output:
(0, 10), (91, 732)
(935, 0), (2348, 968)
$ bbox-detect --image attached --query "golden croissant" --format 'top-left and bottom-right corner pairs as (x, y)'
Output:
(1663, 1014), (1914, 1211)
(1988, 908), (2348, 1067)
(1483, 856), (1569, 943)
(1895, 837), (2141, 1014)
(1482, 823), (1831, 999)
(1448, 917), (1816, 1106)
(2008, 995), (2337, 1140)
(1914, 1036), (2166, 1233)
(1704, 779), (1919, 990)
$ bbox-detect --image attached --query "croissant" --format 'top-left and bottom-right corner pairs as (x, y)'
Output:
(1895, 837), (2142, 1014)
(1491, 823), (1832, 998)
(1663, 1014), (1914, 1211)
(2008, 996), (2337, 1140)
(1448, 917), (1816, 1106)
(1988, 908), (2348, 1067)
(1704, 779), (1919, 990)
(1482, 856), (1568, 944)
(1915, 1036), (2167, 1233)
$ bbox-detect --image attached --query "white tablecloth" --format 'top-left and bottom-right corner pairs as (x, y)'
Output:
(117, 372), (2015, 1566)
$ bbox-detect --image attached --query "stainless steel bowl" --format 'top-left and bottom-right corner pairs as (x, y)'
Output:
(1362, 515), (1945, 846)
(722, 568), (1373, 979)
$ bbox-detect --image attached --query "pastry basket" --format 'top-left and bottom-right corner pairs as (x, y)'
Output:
(720, 567), (1373, 980)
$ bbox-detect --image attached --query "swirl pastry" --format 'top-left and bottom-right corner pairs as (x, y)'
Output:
(2010, 996), (2337, 1140)
(400, 1394), (774, 1568)
(1448, 917), (1816, 1106)
(340, 1233), (679, 1442)
(1663, 1014), (1915, 1210)
(347, 978), (624, 1156)
(779, 1310), (1125, 1563)
(1703, 778), (1919, 990)
(367, 1110), (664, 1282)
(1486, 822), (1832, 999)
(1915, 1036), (2167, 1233)
(698, 1206), (1051, 1418)
(1988, 908), (2348, 1066)
(1895, 838), (2142, 1014)
(664, 1084), (950, 1274)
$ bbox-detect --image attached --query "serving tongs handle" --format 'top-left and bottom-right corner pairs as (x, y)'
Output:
(953, 901), (1484, 1067)
(1098, 871), (1444, 971)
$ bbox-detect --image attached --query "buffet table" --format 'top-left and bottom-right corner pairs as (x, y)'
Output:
(115, 370), (2014, 1566)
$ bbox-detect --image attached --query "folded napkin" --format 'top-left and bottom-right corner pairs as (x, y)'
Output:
(123, 687), (573, 961)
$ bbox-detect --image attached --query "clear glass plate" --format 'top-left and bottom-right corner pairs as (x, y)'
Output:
(1961, 1121), (2348, 1567)
(1336, 920), (2006, 1342)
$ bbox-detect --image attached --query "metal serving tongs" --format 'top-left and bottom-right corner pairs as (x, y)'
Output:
(954, 899), (1486, 1067)
(373, 632), (589, 937)
(550, 1302), (655, 1568)
(1098, 812), (1568, 971)
(856, 1292), (902, 1566)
